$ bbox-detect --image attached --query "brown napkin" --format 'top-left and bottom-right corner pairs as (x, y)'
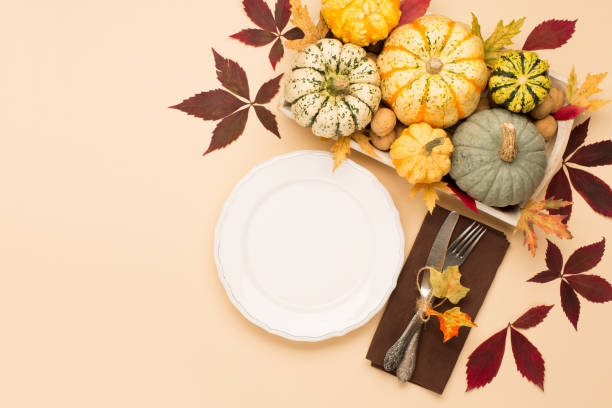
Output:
(366, 207), (509, 394)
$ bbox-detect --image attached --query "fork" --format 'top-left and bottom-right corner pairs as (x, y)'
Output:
(394, 221), (487, 383)
(442, 222), (487, 271)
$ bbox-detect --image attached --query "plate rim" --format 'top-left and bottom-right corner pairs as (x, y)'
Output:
(213, 150), (405, 342)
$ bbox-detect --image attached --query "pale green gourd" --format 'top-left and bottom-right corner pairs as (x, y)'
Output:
(450, 109), (547, 207)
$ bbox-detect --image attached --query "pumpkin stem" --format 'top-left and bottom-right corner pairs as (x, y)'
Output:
(425, 137), (445, 153)
(426, 58), (444, 75)
(328, 76), (350, 95)
(500, 123), (518, 162)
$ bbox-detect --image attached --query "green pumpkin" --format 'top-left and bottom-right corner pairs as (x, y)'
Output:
(489, 51), (551, 113)
(450, 109), (547, 207)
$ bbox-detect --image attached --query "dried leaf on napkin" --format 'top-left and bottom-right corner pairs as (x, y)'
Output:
(429, 266), (470, 304)
(427, 307), (476, 343)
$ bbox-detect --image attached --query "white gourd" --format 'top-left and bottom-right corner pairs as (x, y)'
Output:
(285, 39), (382, 139)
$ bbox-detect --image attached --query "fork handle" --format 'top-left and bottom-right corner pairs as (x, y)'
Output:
(396, 324), (422, 382)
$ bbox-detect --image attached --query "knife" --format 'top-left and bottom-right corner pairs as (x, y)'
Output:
(383, 211), (459, 378)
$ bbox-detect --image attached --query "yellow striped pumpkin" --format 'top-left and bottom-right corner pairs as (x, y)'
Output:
(377, 15), (489, 128)
(489, 50), (551, 113)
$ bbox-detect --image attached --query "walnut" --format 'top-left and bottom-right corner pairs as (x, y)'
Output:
(535, 115), (558, 141)
(370, 108), (397, 137)
(531, 88), (565, 120)
(371, 129), (397, 151)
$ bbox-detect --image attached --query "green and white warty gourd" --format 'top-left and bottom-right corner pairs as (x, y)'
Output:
(284, 39), (381, 138)
(450, 109), (548, 207)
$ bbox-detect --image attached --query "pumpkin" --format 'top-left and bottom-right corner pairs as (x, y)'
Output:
(377, 15), (489, 129)
(284, 39), (382, 139)
(321, 0), (402, 47)
(449, 109), (548, 207)
(489, 50), (551, 113)
(390, 122), (454, 184)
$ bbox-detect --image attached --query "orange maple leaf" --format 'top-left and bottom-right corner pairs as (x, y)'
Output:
(516, 199), (573, 257)
(427, 307), (477, 343)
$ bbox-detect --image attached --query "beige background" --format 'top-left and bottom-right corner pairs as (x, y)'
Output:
(2, 0), (612, 406)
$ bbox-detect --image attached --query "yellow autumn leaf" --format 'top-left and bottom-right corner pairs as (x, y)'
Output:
(285, 0), (329, 50)
(331, 136), (351, 171)
(566, 66), (578, 102)
(566, 67), (611, 111)
(471, 12), (482, 40)
(351, 131), (379, 158)
(427, 307), (477, 343)
(516, 199), (573, 256)
(408, 182), (450, 214)
(429, 266), (470, 304)
(483, 18), (526, 68)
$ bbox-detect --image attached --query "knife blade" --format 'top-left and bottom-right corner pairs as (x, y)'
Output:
(383, 211), (459, 374)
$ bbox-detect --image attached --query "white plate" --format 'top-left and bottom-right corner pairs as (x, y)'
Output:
(214, 151), (404, 341)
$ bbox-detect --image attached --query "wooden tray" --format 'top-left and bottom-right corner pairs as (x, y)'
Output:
(279, 72), (574, 227)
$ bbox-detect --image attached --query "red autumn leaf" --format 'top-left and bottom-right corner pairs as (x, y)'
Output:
(564, 238), (605, 275)
(269, 38), (284, 69)
(510, 328), (545, 390)
(545, 168), (573, 222)
(560, 279), (581, 330)
(528, 240), (562, 282)
(242, 0), (277, 33)
(443, 176), (478, 213)
(399, 0), (431, 26)
(466, 328), (507, 391)
(566, 275), (612, 303)
(212, 49), (250, 100)
(545, 239), (563, 276)
(567, 166), (612, 217)
(274, 0), (291, 32)
(512, 305), (554, 329)
(522, 19), (577, 51)
(205, 108), (250, 155)
(283, 26), (305, 40)
(528, 270), (561, 283)
(567, 141), (612, 167)
(231, 29), (277, 46)
(553, 104), (587, 120)
(254, 105), (280, 138)
(255, 74), (284, 104)
(564, 118), (590, 160)
(170, 89), (247, 121)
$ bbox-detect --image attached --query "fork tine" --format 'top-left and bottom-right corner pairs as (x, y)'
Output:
(454, 225), (484, 256)
(447, 222), (477, 252)
(457, 226), (486, 259)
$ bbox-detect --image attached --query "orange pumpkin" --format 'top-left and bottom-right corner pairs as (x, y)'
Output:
(377, 15), (489, 128)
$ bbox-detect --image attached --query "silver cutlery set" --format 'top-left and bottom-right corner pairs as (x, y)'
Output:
(384, 212), (487, 383)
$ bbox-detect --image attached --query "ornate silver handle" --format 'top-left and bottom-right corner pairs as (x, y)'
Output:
(383, 312), (423, 372)
(396, 324), (422, 382)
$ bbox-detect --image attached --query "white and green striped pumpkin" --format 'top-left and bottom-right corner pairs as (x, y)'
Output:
(284, 39), (381, 139)
(450, 109), (547, 207)
(489, 50), (551, 113)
